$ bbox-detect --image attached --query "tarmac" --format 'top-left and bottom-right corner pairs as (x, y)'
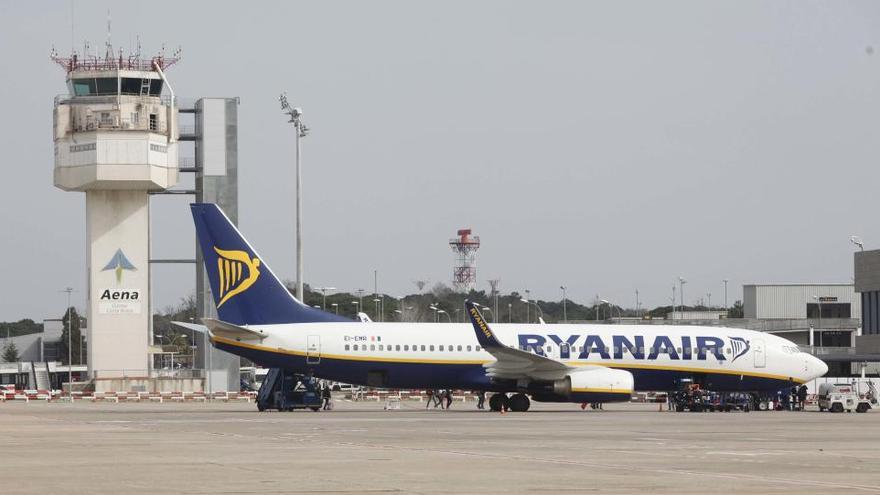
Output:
(1, 399), (879, 494)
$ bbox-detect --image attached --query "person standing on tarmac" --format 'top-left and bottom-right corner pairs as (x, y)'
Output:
(321, 382), (332, 410)
(425, 389), (434, 409)
(444, 389), (453, 409)
(797, 384), (808, 411)
(477, 391), (486, 409)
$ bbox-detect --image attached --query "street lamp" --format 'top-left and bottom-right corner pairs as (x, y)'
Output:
(521, 298), (543, 323)
(314, 287), (336, 310)
(351, 300), (360, 317)
(600, 299), (621, 323)
(437, 309), (452, 323)
(429, 305), (439, 323)
(61, 287), (75, 399)
(723, 279), (729, 309)
(280, 92), (309, 301)
(635, 289), (640, 319)
(522, 290), (531, 323)
(678, 277), (687, 317)
(373, 298), (382, 322)
(508, 303), (512, 323)
(560, 286), (568, 323)
(330, 303), (339, 315)
(480, 305), (494, 323)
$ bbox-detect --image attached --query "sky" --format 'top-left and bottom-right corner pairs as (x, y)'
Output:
(1, 1), (878, 321)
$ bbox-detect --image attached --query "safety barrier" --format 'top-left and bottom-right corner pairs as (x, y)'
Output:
(0, 389), (257, 404)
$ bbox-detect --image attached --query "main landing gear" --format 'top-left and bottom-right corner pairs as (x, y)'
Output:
(488, 393), (531, 412)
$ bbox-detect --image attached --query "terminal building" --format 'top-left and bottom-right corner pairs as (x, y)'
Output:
(742, 283), (860, 348)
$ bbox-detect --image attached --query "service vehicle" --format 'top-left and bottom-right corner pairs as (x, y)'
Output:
(817, 383), (872, 413)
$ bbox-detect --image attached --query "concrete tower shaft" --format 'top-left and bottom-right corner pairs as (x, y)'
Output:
(52, 49), (179, 383)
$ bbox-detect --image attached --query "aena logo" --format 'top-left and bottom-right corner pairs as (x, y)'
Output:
(102, 248), (136, 284)
(214, 247), (261, 307)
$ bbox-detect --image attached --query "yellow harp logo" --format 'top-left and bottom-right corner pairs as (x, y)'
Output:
(214, 247), (261, 308)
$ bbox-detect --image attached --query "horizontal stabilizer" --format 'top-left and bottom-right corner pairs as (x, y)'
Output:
(201, 318), (267, 341)
(171, 321), (207, 334)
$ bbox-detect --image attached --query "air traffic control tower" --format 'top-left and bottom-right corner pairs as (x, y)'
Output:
(52, 47), (180, 382)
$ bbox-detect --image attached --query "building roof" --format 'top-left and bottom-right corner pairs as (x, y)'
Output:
(744, 283), (854, 287)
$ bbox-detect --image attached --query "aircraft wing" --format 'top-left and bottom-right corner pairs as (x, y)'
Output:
(173, 318), (267, 342)
(465, 301), (580, 381)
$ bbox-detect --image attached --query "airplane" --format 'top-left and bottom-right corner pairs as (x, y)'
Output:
(175, 203), (829, 412)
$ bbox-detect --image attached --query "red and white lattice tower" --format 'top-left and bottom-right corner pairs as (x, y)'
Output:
(450, 229), (480, 292)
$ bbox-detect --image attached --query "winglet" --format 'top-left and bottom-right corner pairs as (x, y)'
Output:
(465, 300), (503, 348)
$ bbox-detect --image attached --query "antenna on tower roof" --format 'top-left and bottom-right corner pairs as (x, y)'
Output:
(105, 9), (112, 59)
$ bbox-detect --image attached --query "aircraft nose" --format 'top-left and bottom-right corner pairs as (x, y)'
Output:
(808, 355), (828, 379)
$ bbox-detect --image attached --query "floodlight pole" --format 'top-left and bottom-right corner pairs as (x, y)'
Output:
(280, 93), (308, 301)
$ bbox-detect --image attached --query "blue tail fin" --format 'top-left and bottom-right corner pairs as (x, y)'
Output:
(190, 203), (350, 325)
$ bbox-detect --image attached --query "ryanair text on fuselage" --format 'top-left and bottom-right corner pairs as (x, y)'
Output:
(517, 333), (743, 362)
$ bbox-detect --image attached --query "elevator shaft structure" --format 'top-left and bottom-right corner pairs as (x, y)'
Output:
(52, 47), (179, 381)
(450, 229), (480, 292)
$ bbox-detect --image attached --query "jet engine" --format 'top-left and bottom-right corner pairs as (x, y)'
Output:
(551, 367), (634, 397)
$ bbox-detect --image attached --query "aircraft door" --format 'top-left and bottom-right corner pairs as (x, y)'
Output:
(753, 339), (765, 368)
(307, 335), (321, 364)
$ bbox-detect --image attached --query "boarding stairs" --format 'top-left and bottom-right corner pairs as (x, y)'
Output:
(30, 362), (51, 391)
(256, 368), (282, 408)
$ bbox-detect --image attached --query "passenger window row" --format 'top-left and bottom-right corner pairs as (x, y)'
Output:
(341, 343), (730, 356)
(344, 344), (482, 353)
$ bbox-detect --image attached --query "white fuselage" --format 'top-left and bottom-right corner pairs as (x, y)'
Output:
(214, 322), (828, 391)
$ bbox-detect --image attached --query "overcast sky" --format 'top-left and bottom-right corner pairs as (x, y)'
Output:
(1, 1), (878, 321)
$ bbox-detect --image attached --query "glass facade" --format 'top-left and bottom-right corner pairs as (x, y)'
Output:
(863, 291), (880, 335)
(805, 302), (851, 319)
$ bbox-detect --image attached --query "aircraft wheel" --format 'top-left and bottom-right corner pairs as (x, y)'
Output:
(757, 401), (769, 411)
(509, 393), (530, 412)
(489, 393), (509, 412)
(856, 403), (869, 413)
(830, 403), (844, 413)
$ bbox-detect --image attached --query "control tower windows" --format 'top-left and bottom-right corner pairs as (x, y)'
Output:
(73, 79), (96, 96)
(72, 77), (163, 96)
(121, 78), (141, 95)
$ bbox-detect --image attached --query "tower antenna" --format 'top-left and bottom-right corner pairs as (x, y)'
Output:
(105, 9), (112, 59)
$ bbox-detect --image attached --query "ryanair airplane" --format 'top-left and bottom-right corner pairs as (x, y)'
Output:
(177, 203), (828, 412)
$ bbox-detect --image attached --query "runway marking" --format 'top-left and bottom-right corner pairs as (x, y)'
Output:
(330, 441), (880, 493)
(706, 451), (789, 457)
